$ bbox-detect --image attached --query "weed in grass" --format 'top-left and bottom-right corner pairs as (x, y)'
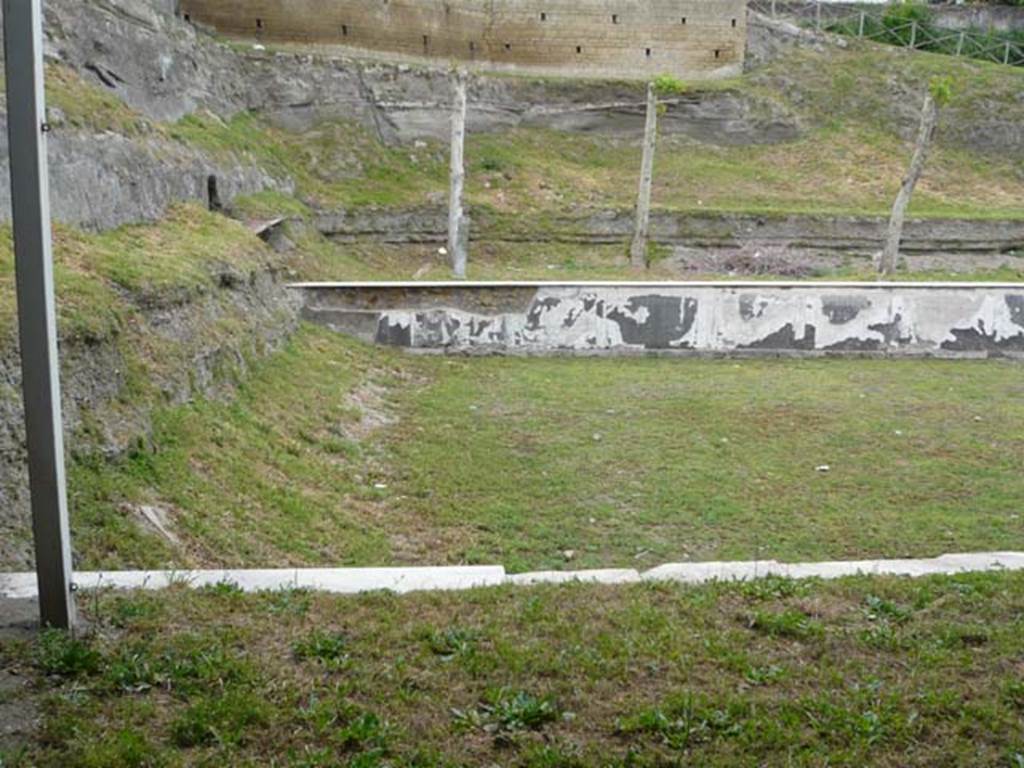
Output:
(746, 610), (824, 641)
(453, 689), (561, 737)
(618, 693), (747, 750)
(1004, 680), (1024, 711)
(743, 664), (787, 687)
(201, 580), (246, 598)
(293, 630), (351, 670)
(422, 626), (481, 661)
(262, 587), (313, 616)
(106, 646), (159, 693)
(71, 728), (167, 768)
(170, 689), (270, 748)
(157, 636), (256, 695)
(34, 630), (102, 679)
(335, 710), (392, 753)
(517, 742), (588, 768)
(863, 594), (912, 624)
(736, 575), (808, 602)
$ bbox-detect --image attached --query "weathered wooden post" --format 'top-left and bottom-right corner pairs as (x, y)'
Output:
(448, 70), (468, 279)
(956, 31), (965, 56)
(815, 0), (822, 32)
(630, 83), (658, 270)
(909, 20), (918, 49)
(880, 89), (940, 275)
(2, 0), (76, 629)
(1005, 41), (1013, 66)
(858, 11), (866, 38)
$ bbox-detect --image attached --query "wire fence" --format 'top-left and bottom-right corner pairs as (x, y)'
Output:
(749, 1), (1024, 67)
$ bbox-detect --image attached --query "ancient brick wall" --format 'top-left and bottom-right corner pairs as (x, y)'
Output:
(179, 0), (746, 79)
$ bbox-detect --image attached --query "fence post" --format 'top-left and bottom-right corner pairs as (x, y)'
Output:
(909, 20), (917, 49)
(2, 0), (76, 630)
(956, 31), (965, 56)
(1005, 41), (1012, 65)
(815, 0), (822, 31)
(770, 0), (776, 19)
(858, 11), (866, 37)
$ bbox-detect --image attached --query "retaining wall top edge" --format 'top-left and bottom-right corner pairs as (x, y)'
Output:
(288, 281), (1024, 290)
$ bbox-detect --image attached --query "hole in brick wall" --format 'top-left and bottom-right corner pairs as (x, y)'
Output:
(183, 12), (190, 22)
(576, 45), (582, 53)
(469, 41), (476, 53)
(505, 42), (511, 51)
(342, 24), (348, 36)
(612, 14), (619, 24)
(714, 48), (721, 58)
(681, 17), (687, 24)
(540, 12), (547, 21)
(731, 18), (737, 27)
(256, 18), (263, 29)
(645, 47), (652, 57)
(423, 34), (429, 51)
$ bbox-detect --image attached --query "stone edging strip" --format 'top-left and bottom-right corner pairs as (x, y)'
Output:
(3, 553), (1023, 600)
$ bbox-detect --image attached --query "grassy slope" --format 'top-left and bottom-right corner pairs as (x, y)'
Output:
(3, 572), (1024, 766)
(70, 324), (1024, 572)
(0, 204), (280, 343)
(283, 234), (1024, 283)
(49, 40), (1018, 222)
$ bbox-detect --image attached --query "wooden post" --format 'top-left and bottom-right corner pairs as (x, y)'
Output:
(858, 11), (866, 38)
(956, 31), (965, 56)
(909, 20), (918, 49)
(815, 0), (822, 32)
(770, 0), (776, 19)
(2, 0), (76, 629)
(1005, 41), (1012, 66)
(630, 83), (658, 270)
(448, 71), (468, 279)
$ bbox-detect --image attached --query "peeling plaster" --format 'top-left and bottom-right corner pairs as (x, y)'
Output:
(298, 284), (1024, 358)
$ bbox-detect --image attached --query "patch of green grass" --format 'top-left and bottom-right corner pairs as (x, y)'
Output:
(44, 64), (153, 136)
(384, 352), (1024, 571)
(169, 111), (447, 209)
(34, 630), (102, 678)
(5, 572), (1024, 765)
(69, 326), (402, 570)
(748, 609), (824, 641)
(293, 630), (350, 669)
(68, 324), (1024, 571)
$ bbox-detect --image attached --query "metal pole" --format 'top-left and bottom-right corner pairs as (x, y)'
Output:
(2, 0), (76, 629)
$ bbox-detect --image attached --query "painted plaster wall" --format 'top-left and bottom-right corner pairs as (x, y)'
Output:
(298, 283), (1024, 357)
(179, 0), (746, 79)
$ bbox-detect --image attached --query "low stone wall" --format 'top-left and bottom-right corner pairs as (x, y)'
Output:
(296, 281), (1024, 357)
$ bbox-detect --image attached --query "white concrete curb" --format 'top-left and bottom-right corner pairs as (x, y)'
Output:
(0, 566), (507, 600)
(2, 553), (1022, 600)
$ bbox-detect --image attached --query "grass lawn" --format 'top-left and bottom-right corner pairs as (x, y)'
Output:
(2, 571), (1024, 766)
(70, 324), (1024, 572)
